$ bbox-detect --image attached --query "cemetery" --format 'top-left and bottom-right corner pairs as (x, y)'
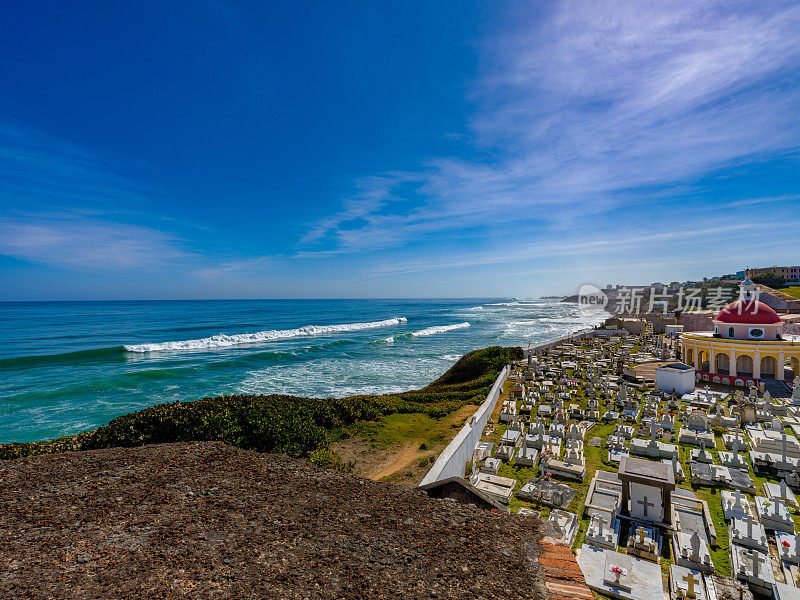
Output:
(461, 309), (800, 600)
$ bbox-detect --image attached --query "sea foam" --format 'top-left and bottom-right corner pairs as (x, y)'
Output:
(411, 322), (470, 337)
(124, 317), (408, 352)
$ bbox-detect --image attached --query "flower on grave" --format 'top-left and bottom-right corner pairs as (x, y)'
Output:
(611, 566), (622, 575)
(783, 540), (791, 548)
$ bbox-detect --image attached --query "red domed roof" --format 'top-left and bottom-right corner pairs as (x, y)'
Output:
(714, 300), (782, 325)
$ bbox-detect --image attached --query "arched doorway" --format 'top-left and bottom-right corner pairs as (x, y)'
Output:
(699, 350), (710, 372)
(736, 355), (754, 378)
(789, 356), (800, 380)
(715, 353), (730, 375)
(760, 355), (777, 379)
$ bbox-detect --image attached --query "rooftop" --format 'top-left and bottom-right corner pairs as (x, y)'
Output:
(0, 441), (573, 600)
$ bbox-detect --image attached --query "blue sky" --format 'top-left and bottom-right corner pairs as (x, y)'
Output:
(1, 1), (799, 300)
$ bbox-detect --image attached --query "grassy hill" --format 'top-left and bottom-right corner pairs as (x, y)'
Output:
(0, 346), (521, 472)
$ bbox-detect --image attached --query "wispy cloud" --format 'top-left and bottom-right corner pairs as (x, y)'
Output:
(0, 120), (192, 271)
(301, 1), (800, 259)
(0, 213), (191, 271)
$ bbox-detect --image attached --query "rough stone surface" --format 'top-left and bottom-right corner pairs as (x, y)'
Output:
(0, 442), (551, 600)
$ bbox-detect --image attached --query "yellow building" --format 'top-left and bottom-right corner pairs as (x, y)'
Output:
(680, 278), (800, 385)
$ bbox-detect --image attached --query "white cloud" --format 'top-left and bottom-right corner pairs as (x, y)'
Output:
(300, 1), (800, 260)
(0, 214), (190, 271)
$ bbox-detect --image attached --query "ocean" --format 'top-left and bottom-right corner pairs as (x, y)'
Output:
(0, 298), (606, 444)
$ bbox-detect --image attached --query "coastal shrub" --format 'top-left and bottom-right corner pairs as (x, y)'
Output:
(0, 346), (521, 461)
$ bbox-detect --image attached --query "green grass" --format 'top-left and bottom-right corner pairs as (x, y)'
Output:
(779, 286), (800, 299)
(346, 412), (459, 449)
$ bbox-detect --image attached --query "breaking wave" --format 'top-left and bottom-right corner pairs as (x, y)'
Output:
(124, 317), (408, 353)
(410, 322), (471, 337)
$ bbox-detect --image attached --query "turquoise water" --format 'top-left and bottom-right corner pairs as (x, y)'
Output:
(0, 298), (605, 443)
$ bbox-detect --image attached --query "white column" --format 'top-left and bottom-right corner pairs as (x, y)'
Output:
(777, 353), (785, 380)
(730, 350), (737, 377)
(754, 352), (761, 379)
(709, 349), (716, 374)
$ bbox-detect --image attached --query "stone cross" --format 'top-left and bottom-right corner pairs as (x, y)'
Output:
(682, 571), (699, 599)
(596, 516), (605, 536)
(782, 433), (788, 463)
(637, 526), (647, 545)
(638, 496), (655, 518)
(650, 423), (658, 443)
(741, 513), (757, 540)
(749, 550), (763, 577)
(781, 478), (788, 498)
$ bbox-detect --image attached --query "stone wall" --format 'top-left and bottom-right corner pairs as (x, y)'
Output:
(678, 311), (714, 332)
(420, 365), (510, 485)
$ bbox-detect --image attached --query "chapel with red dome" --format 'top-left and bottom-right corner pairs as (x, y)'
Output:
(679, 277), (799, 385)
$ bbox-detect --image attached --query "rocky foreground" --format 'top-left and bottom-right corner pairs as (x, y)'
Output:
(0, 442), (562, 599)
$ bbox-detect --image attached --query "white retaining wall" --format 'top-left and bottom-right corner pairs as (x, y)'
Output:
(421, 326), (628, 485)
(419, 365), (510, 485)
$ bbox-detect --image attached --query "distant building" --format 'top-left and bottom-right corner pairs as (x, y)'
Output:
(746, 265), (800, 284)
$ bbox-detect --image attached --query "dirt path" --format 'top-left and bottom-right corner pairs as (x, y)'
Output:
(369, 443), (420, 480)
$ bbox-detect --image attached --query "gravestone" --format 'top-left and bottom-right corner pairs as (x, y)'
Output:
(756, 496), (795, 533)
(673, 531), (714, 573)
(603, 551), (633, 592)
(729, 514), (768, 553)
(628, 524), (659, 562)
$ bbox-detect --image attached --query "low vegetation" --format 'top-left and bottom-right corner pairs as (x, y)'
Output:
(0, 346), (522, 468)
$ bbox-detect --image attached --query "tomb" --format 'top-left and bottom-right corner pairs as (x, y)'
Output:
(627, 524), (660, 562)
(473, 441), (493, 462)
(480, 457), (501, 475)
(673, 531), (714, 573)
(690, 448), (715, 464)
(585, 470), (623, 520)
(729, 514), (768, 553)
(764, 479), (800, 510)
(495, 444), (515, 461)
(578, 545), (664, 600)
(731, 545), (775, 595)
(516, 477), (577, 508)
(618, 456), (675, 524)
(719, 438), (748, 469)
(585, 513), (620, 550)
(672, 489), (715, 547)
(549, 509), (579, 546)
(777, 532), (800, 566)
(774, 583), (800, 600)
(690, 462), (754, 492)
(723, 432), (749, 451)
(755, 496), (794, 533)
(678, 409), (716, 448)
(472, 473), (516, 504)
(630, 424), (679, 459)
(669, 565), (708, 600)
(721, 489), (758, 522)
(663, 455), (685, 482)
(515, 445), (539, 467)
